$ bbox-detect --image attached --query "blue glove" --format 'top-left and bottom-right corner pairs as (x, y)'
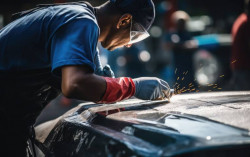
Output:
(94, 49), (115, 78)
(133, 77), (171, 100)
(95, 64), (115, 78)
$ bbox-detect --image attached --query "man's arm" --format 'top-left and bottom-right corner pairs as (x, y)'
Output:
(61, 65), (135, 103)
(61, 65), (106, 102)
(61, 65), (172, 104)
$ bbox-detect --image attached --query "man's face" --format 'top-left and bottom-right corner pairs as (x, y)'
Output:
(101, 14), (132, 51)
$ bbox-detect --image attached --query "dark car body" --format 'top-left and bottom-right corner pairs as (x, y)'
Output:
(35, 91), (250, 157)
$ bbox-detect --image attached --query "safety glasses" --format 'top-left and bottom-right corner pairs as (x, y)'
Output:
(128, 18), (150, 45)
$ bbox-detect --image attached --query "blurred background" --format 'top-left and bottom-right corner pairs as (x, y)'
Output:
(1, 0), (249, 124)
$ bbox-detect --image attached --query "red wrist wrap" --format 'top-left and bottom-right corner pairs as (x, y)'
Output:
(98, 77), (135, 103)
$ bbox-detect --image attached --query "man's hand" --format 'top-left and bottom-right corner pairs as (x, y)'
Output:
(133, 77), (171, 100)
(95, 64), (115, 78)
(94, 49), (115, 78)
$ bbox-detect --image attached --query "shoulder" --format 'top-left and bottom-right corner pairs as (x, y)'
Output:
(52, 3), (97, 22)
(47, 3), (99, 39)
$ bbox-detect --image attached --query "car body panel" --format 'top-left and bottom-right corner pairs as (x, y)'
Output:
(35, 91), (250, 156)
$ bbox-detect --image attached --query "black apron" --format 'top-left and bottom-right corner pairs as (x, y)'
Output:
(0, 68), (61, 156)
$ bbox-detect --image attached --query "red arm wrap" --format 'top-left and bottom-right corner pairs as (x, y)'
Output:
(98, 77), (135, 103)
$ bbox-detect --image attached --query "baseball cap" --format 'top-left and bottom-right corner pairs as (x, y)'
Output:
(110, 0), (155, 44)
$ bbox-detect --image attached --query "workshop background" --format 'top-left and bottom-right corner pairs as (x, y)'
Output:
(0, 0), (246, 124)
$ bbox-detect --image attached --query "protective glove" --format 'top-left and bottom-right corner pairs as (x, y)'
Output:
(95, 64), (115, 78)
(94, 49), (115, 78)
(132, 77), (171, 100)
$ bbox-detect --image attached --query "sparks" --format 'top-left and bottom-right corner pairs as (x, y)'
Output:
(231, 60), (237, 64)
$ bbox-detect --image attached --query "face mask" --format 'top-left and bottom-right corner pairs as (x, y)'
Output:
(128, 18), (150, 45)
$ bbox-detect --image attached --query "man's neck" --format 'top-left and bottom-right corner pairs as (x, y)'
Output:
(95, 6), (111, 42)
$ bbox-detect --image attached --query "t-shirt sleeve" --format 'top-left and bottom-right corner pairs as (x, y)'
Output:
(50, 19), (99, 76)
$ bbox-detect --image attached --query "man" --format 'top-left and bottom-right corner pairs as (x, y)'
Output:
(229, 0), (250, 90)
(0, 0), (171, 156)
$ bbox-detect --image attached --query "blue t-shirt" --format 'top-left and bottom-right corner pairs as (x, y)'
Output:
(0, 3), (99, 76)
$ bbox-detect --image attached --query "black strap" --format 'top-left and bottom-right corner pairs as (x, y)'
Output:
(29, 126), (37, 157)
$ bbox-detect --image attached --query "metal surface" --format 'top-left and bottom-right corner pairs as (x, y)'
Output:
(35, 91), (250, 156)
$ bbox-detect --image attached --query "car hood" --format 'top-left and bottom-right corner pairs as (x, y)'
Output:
(35, 91), (250, 156)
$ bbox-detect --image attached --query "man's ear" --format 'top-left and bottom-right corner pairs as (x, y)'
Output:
(117, 13), (132, 29)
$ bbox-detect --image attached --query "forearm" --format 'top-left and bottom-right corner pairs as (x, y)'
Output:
(62, 66), (106, 102)
(69, 74), (106, 102)
(61, 65), (135, 103)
